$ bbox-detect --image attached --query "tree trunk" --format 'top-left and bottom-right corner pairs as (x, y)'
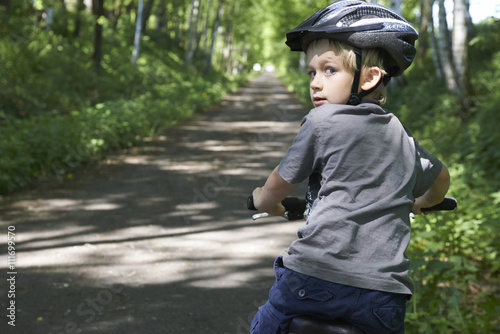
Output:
(464, 0), (475, 38)
(131, 0), (144, 66)
(45, 7), (54, 30)
(141, 0), (155, 33)
(429, 2), (442, 79)
(184, 0), (200, 67)
(416, 0), (433, 65)
(92, 0), (105, 72)
(73, 0), (85, 37)
(452, 0), (473, 117)
(437, 0), (456, 92)
(204, 0), (223, 73)
(452, 0), (468, 90)
(223, 4), (234, 74)
(199, 0), (212, 54)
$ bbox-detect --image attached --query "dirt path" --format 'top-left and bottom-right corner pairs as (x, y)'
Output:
(0, 73), (310, 334)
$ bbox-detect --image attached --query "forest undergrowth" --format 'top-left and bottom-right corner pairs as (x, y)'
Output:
(0, 15), (248, 194)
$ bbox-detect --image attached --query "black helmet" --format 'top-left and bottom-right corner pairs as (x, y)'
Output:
(286, 0), (419, 78)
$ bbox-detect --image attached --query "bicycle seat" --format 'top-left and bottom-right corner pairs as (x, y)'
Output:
(288, 316), (364, 334)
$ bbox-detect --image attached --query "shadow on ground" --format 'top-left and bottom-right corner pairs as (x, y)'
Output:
(0, 73), (310, 333)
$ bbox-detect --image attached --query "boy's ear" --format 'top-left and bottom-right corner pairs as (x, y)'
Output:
(360, 66), (383, 91)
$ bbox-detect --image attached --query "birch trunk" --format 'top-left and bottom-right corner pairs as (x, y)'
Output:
(437, 0), (456, 91)
(452, 0), (468, 92)
(184, 0), (200, 67)
(204, 0), (223, 73)
(429, 2), (443, 79)
(131, 0), (144, 66)
(452, 0), (473, 116)
(199, 0), (213, 54)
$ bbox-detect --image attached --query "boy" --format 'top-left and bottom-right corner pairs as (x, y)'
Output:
(250, 1), (450, 334)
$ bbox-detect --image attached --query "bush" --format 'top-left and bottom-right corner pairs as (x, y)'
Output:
(0, 62), (244, 194)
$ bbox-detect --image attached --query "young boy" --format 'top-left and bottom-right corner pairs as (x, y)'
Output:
(250, 1), (450, 334)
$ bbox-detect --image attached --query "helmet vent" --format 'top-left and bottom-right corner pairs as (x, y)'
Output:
(339, 7), (399, 27)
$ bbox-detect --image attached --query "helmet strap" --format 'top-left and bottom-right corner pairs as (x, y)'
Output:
(347, 47), (363, 106)
(347, 47), (385, 105)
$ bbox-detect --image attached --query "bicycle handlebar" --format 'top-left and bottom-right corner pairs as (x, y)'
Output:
(247, 196), (307, 212)
(421, 196), (457, 212)
(247, 196), (457, 220)
(247, 196), (307, 220)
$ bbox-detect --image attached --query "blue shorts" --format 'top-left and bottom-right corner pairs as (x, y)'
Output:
(250, 257), (408, 334)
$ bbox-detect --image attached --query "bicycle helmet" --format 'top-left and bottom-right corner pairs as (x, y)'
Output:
(286, 0), (418, 105)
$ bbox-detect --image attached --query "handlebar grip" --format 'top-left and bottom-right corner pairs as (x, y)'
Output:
(421, 197), (457, 212)
(247, 196), (257, 210)
(247, 196), (307, 213)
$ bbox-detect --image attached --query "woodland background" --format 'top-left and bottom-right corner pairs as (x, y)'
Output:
(0, 0), (499, 332)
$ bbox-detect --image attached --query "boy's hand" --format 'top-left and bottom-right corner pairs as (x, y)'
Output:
(412, 165), (450, 216)
(412, 198), (433, 215)
(252, 187), (286, 216)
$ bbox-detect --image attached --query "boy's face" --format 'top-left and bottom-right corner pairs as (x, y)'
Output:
(306, 39), (354, 107)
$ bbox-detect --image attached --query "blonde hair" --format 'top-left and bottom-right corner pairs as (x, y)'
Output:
(306, 39), (389, 104)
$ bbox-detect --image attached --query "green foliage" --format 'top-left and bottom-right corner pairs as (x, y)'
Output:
(0, 71), (240, 193)
(0, 8), (245, 194)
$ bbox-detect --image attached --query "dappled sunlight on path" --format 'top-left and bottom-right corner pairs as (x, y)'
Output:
(0, 73), (310, 333)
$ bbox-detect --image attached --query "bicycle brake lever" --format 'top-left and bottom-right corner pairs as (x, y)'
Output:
(252, 212), (271, 220)
(252, 212), (290, 221)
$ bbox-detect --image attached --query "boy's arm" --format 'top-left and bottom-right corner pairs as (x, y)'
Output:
(412, 164), (450, 215)
(252, 166), (296, 216)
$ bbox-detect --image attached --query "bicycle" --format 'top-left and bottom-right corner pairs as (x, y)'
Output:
(247, 195), (457, 334)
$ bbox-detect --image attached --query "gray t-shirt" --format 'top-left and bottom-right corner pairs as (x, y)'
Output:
(278, 101), (442, 295)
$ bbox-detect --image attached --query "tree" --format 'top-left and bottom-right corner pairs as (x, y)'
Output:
(436, 0), (455, 91)
(92, 0), (105, 72)
(184, 0), (200, 67)
(73, 0), (85, 37)
(204, 0), (223, 73)
(141, 0), (155, 33)
(452, 0), (473, 115)
(428, 1), (443, 79)
(199, 0), (213, 54)
(434, 0), (473, 118)
(131, 0), (144, 66)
